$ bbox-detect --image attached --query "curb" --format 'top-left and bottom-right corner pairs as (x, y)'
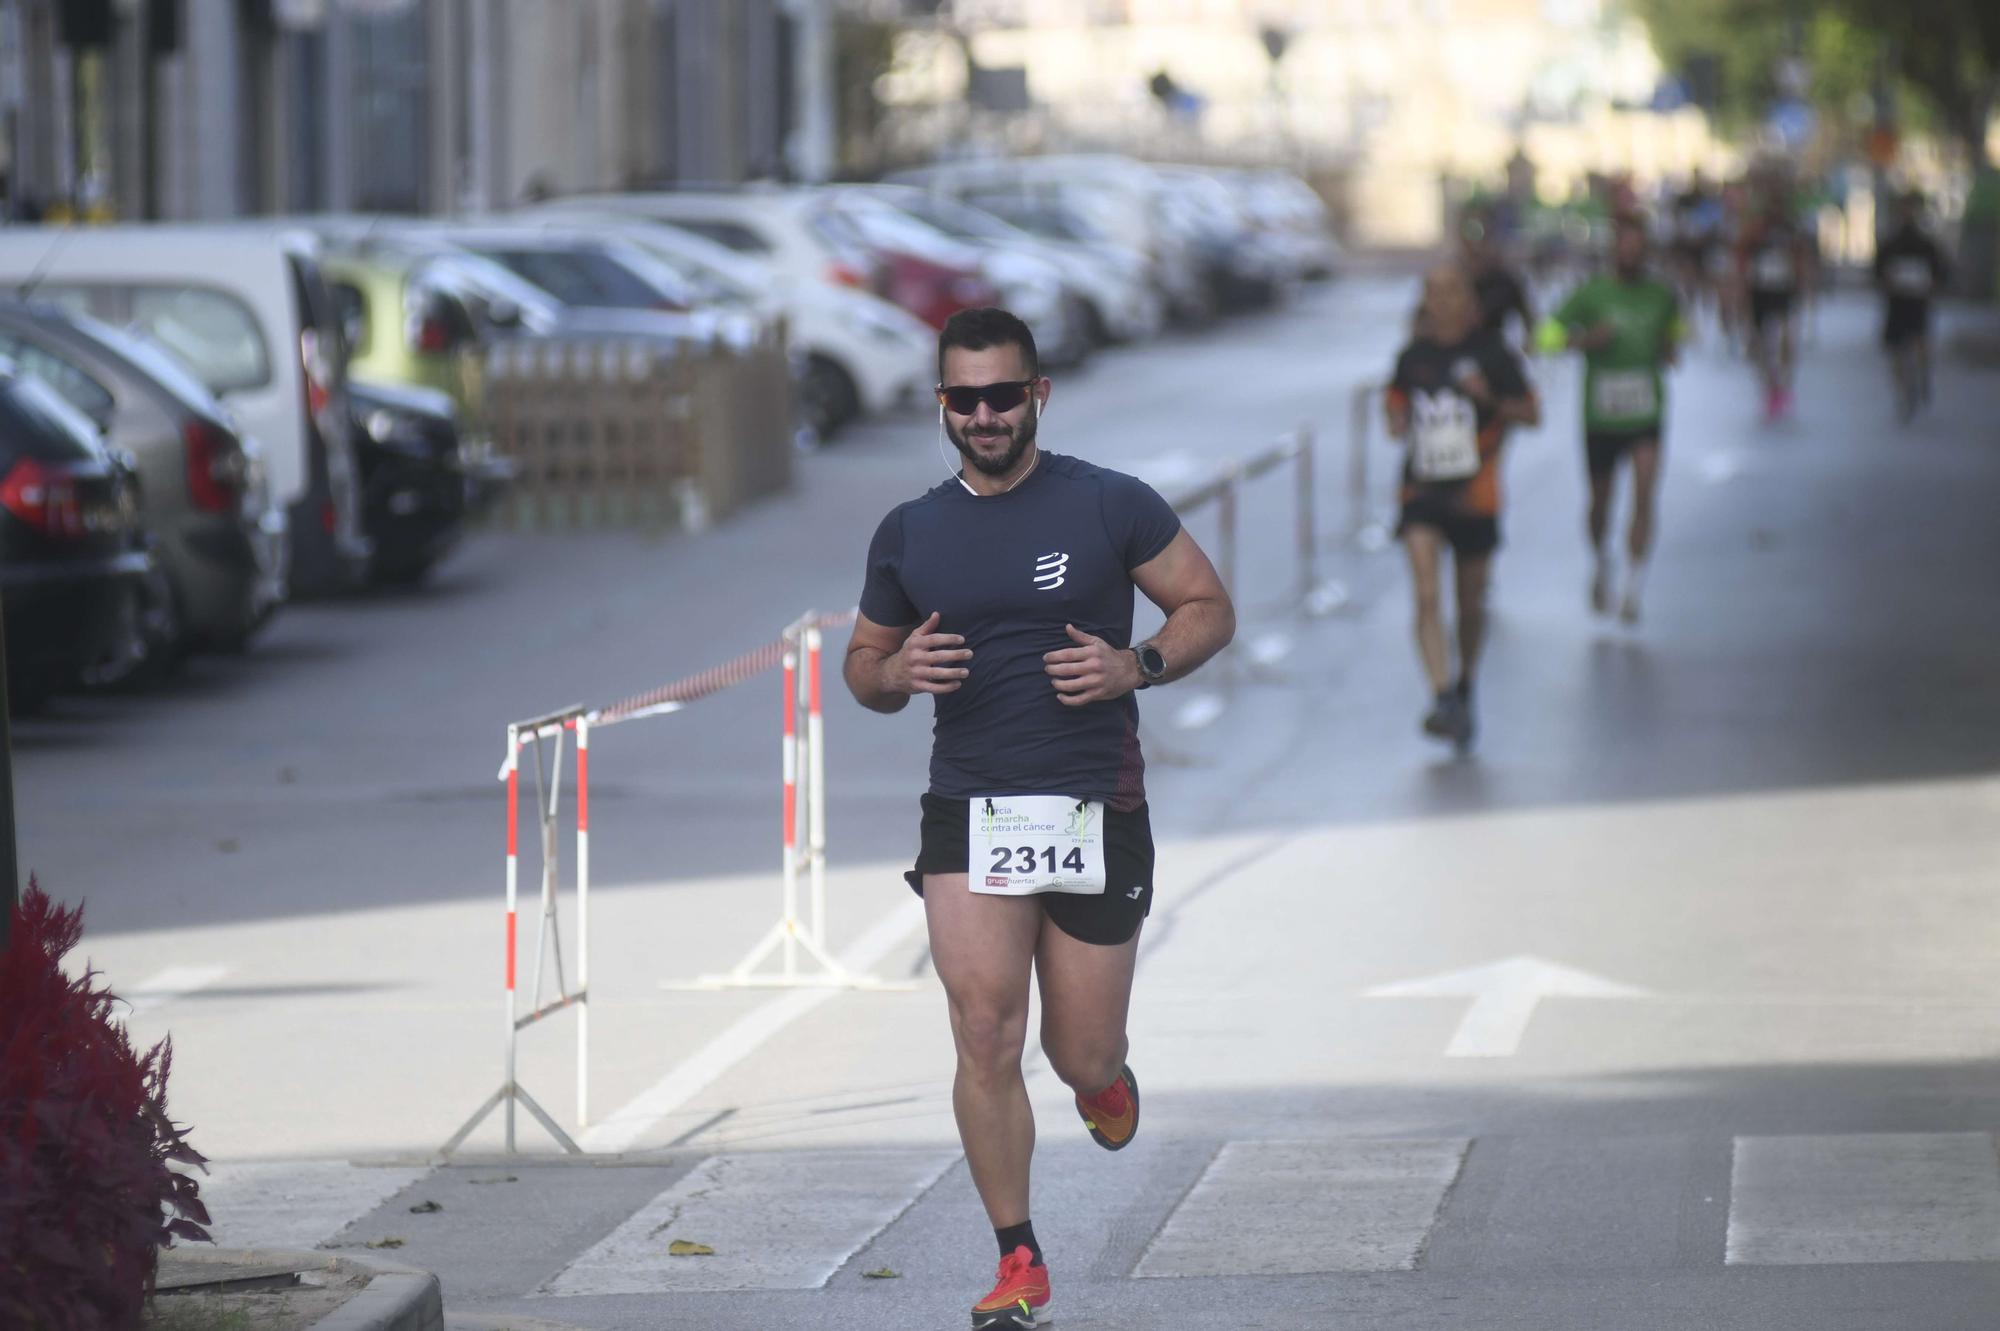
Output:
(307, 1251), (444, 1331)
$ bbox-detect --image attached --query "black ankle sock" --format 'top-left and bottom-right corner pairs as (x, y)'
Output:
(996, 1221), (1043, 1267)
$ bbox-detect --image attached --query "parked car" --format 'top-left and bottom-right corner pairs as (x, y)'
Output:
(891, 156), (1218, 326)
(0, 300), (285, 658)
(550, 188), (1030, 341)
(0, 226), (369, 595)
(348, 379), (472, 587)
(1151, 165), (1300, 309)
(814, 188), (1087, 365)
(512, 207), (934, 439)
(0, 368), (152, 713)
(555, 189), (889, 296)
(318, 223), (753, 352)
(860, 184), (1165, 346)
(322, 249), (491, 429)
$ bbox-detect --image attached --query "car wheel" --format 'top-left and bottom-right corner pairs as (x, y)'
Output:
(799, 356), (860, 441)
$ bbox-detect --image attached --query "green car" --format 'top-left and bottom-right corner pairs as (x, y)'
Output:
(322, 250), (487, 428)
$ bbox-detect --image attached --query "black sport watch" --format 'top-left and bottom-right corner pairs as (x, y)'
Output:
(1131, 643), (1167, 689)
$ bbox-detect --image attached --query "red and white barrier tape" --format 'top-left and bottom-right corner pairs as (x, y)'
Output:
(591, 608), (858, 726)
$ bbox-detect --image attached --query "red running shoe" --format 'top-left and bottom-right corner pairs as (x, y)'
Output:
(971, 1245), (1051, 1329)
(1075, 1063), (1139, 1151)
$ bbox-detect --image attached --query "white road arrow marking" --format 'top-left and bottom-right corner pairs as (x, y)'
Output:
(1365, 955), (1646, 1058)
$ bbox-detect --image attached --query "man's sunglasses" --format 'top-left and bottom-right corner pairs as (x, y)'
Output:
(936, 379), (1037, 416)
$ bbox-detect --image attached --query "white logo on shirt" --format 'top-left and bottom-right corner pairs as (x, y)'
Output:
(1033, 551), (1070, 590)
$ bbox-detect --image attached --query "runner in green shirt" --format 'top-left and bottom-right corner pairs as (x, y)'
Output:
(1538, 215), (1683, 624)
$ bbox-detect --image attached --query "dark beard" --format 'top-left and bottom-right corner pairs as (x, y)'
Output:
(948, 406), (1037, 477)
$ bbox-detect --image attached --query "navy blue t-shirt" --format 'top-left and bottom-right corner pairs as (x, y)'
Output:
(858, 452), (1181, 812)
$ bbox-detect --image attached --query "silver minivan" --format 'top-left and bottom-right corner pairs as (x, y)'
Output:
(0, 226), (369, 594)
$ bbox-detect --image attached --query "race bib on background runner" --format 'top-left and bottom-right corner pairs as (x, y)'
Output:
(1592, 369), (1657, 420)
(1408, 389), (1480, 483)
(1753, 247), (1795, 290)
(1886, 256), (1933, 297)
(969, 795), (1107, 896)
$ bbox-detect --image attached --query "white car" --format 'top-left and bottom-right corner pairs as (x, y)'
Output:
(0, 225), (368, 593)
(813, 187), (1088, 367)
(515, 207), (933, 437)
(859, 184), (1163, 344)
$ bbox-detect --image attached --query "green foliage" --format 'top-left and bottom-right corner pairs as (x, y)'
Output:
(1629, 0), (1998, 162)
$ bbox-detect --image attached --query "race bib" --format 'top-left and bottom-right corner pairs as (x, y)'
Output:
(1409, 389), (1480, 483)
(1886, 256), (1933, 297)
(1753, 247), (1795, 290)
(969, 795), (1106, 896)
(1592, 369), (1657, 420)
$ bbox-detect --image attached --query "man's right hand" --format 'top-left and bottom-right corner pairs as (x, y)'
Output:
(882, 611), (972, 696)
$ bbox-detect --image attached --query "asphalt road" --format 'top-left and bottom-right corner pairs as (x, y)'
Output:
(17, 274), (2000, 1330)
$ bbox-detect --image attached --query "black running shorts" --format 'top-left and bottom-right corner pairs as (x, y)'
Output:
(1585, 428), (1660, 479)
(1750, 289), (1794, 332)
(904, 793), (1154, 946)
(1883, 298), (1931, 348)
(1397, 495), (1500, 559)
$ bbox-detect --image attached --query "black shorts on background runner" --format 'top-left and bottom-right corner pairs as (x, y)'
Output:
(1396, 495), (1500, 559)
(1883, 298), (1931, 348)
(1750, 289), (1793, 331)
(1586, 428), (1659, 479)
(904, 793), (1154, 946)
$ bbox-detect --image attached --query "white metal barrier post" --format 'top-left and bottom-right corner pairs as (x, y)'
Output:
(678, 613), (905, 991)
(442, 704), (589, 1157)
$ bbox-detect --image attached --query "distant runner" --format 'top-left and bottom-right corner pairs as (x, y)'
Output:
(1541, 215), (1684, 623)
(1461, 206), (1537, 350)
(1873, 191), (1951, 421)
(1737, 193), (1813, 420)
(846, 307), (1234, 1330)
(1386, 264), (1541, 751)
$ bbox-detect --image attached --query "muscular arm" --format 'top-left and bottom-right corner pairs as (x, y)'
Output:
(845, 611), (970, 714)
(1040, 527), (1236, 705)
(1132, 528), (1236, 685)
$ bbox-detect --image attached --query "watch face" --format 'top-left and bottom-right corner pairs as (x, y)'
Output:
(1138, 645), (1166, 679)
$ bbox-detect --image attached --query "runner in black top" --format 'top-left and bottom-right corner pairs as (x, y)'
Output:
(1873, 191), (1951, 421)
(1461, 206), (1536, 349)
(1386, 264), (1540, 751)
(845, 307), (1234, 1331)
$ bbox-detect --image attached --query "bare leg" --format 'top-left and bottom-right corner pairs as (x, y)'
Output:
(1036, 920), (1142, 1099)
(1587, 466), (1616, 554)
(1453, 554), (1492, 687)
(1404, 525), (1451, 694)
(923, 874), (1044, 1227)
(1626, 441), (1661, 564)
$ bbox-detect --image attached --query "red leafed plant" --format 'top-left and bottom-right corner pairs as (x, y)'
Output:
(0, 878), (212, 1330)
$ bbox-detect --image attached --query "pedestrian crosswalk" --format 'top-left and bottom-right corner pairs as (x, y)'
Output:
(185, 1132), (2000, 1287)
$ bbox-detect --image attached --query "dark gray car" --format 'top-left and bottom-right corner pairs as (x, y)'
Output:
(0, 300), (286, 656)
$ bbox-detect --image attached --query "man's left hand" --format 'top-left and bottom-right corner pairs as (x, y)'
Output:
(1044, 623), (1141, 706)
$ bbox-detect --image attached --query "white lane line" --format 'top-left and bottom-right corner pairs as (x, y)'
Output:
(583, 899), (926, 1154)
(543, 1148), (959, 1294)
(1727, 1133), (2000, 1266)
(1365, 956), (1646, 1058)
(1135, 1139), (1470, 1277)
(123, 965), (232, 1016)
(187, 1160), (430, 1250)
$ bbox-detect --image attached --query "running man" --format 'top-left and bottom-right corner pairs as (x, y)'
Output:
(1737, 192), (1813, 420)
(1873, 191), (1951, 421)
(1386, 264), (1541, 751)
(1461, 206), (1537, 349)
(1540, 214), (1683, 623)
(845, 307), (1234, 1330)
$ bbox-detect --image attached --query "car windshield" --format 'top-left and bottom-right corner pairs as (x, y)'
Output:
(472, 247), (688, 311)
(62, 312), (228, 416)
